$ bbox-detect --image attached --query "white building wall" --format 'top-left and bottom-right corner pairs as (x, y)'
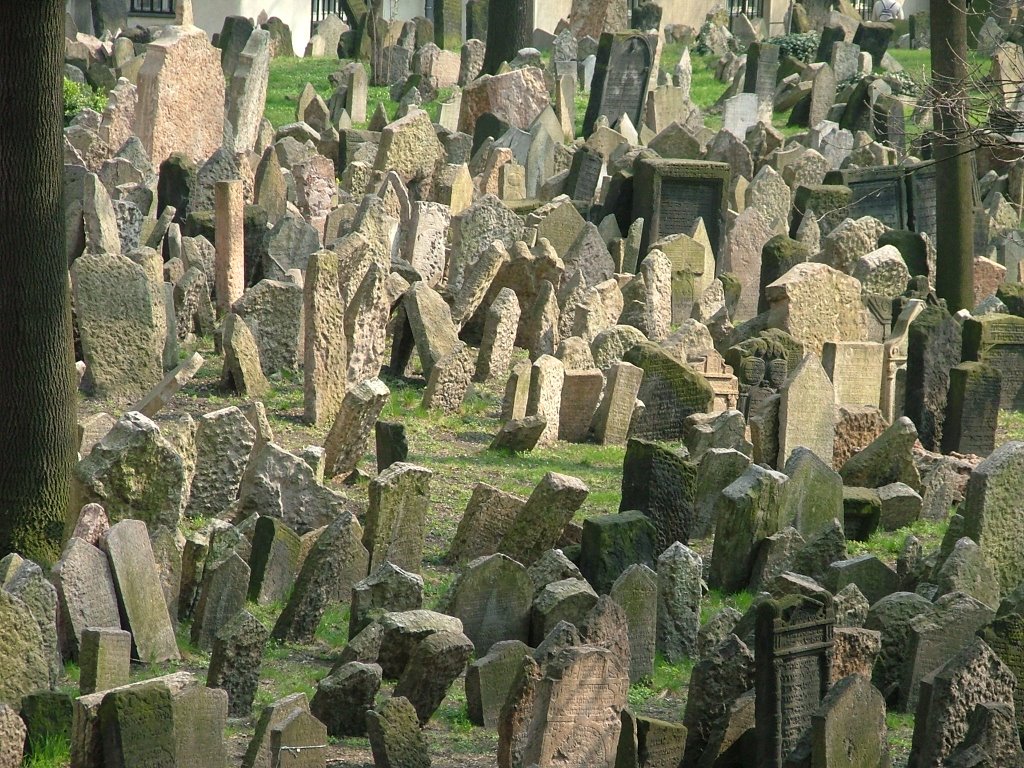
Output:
(128, 0), (314, 56)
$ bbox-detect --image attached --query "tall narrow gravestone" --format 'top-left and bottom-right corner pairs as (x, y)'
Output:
(632, 159), (731, 259)
(755, 594), (835, 768)
(582, 32), (657, 137)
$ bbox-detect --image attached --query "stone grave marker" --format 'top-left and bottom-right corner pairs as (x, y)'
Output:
(822, 341), (884, 408)
(79, 628), (131, 695)
(632, 158), (730, 258)
(52, 538), (121, 659)
(207, 609), (269, 717)
(942, 362), (1001, 456)
(610, 564), (657, 682)
(449, 554), (533, 655)
(962, 313), (1024, 411)
(777, 354), (836, 468)
(754, 594), (835, 768)
(364, 463), (432, 574)
(582, 32), (658, 137)
(104, 520), (180, 664)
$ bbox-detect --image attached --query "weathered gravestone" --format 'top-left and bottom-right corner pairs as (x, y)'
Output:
(755, 594), (835, 768)
(52, 538), (121, 660)
(79, 627), (131, 696)
(499, 473), (589, 566)
(104, 519), (180, 664)
(962, 441), (1024, 597)
(207, 609), (269, 717)
(962, 313), (1024, 411)
(622, 341), (714, 442)
(448, 554), (532, 655)
(364, 463), (432, 574)
(619, 438), (697, 550)
(942, 362), (1001, 456)
(272, 514), (368, 643)
(632, 158), (730, 258)
(583, 32), (657, 137)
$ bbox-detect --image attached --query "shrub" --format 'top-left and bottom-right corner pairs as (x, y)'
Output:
(767, 31), (821, 63)
(64, 77), (108, 125)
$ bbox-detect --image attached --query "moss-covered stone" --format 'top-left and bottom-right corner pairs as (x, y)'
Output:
(758, 235), (810, 315)
(622, 342), (714, 441)
(579, 511), (658, 595)
(879, 229), (931, 278)
(790, 184), (853, 239)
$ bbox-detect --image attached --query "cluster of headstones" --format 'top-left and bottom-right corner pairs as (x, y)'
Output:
(45, 0), (1024, 765)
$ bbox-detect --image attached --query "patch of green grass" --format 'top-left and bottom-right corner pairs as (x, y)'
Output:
(265, 57), (341, 128)
(21, 733), (71, 768)
(701, 588), (756, 624)
(247, 600), (284, 632)
(886, 711), (915, 749)
(315, 604), (351, 648)
(847, 518), (948, 561)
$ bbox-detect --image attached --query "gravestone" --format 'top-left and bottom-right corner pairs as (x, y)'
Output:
(824, 165), (908, 231)
(755, 594), (835, 768)
(777, 354), (835, 468)
(466, 640), (532, 728)
(191, 552), (250, 650)
(52, 538), (121, 659)
(619, 438), (698, 550)
(187, 406), (256, 519)
(79, 628), (131, 695)
(349, 562), (423, 638)
(449, 554), (532, 655)
(271, 514), (368, 643)
(610, 564), (657, 682)
(324, 378), (390, 479)
(393, 630), (474, 724)
(962, 314), (1024, 411)
(269, 709), (328, 768)
(364, 460), (432, 573)
(104, 519), (180, 664)
(310, 661), (381, 738)
(498, 472), (589, 565)
(822, 341), (884, 408)
(622, 341), (714, 442)
(582, 32), (657, 137)
(207, 610), (269, 717)
(963, 442), (1024, 597)
(591, 361), (643, 446)
(905, 305), (963, 451)
(657, 543), (702, 663)
(744, 43), (781, 102)
(905, 161), (938, 240)
(942, 362), (1000, 455)
(632, 159), (730, 258)
(447, 483), (525, 564)
(366, 697), (430, 768)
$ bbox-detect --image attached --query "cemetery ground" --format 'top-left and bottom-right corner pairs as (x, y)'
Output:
(58, 328), (1003, 768)
(41, 17), (1019, 768)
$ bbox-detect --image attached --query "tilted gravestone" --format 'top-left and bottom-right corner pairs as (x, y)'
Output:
(962, 314), (1024, 411)
(582, 32), (657, 137)
(754, 594), (835, 768)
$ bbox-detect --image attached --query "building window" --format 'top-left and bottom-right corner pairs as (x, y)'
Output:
(129, 0), (175, 15)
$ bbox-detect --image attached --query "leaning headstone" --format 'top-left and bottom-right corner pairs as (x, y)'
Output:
(682, 634), (756, 762)
(710, 465), (789, 592)
(52, 538), (121, 659)
(324, 378), (390, 478)
(393, 630), (475, 725)
(191, 552), (250, 650)
(303, 250), (347, 428)
(187, 406), (255, 519)
(271, 514), (368, 644)
(447, 484), (526, 564)
(104, 519), (180, 663)
(242, 693), (310, 768)
(623, 341), (714, 441)
(590, 361), (643, 445)
(310, 661), (381, 738)
(620, 438), (697, 551)
(498, 472), (589, 565)
(207, 609), (269, 717)
(582, 32), (658, 136)
(466, 640), (532, 728)
(364, 463), (432, 574)
(579, 510), (657, 594)
(907, 637), (1016, 768)
(755, 594), (835, 768)
(0, 591), (48, 709)
(269, 709), (328, 768)
(905, 304), (963, 451)
(248, 517), (302, 606)
(962, 313), (1024, 411)
(516, 645), (629, 768)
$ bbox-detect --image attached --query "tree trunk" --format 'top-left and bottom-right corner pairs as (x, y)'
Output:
(483, 0), (533, 75)
(0, 0), (77, 564)
(931, 0), (975, 313)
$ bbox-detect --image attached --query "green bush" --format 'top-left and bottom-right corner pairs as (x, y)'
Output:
(64, 77), (107, 125)
(767, 31), (821, 63)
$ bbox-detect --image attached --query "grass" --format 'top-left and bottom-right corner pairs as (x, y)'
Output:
(21, 734), (71, 768)
(848, 518), (948, 561)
